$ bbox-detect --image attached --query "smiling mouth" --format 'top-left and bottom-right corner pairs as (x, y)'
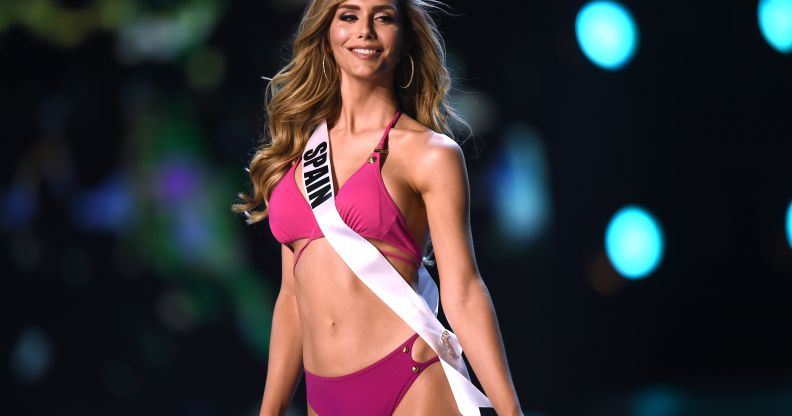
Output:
(348, 48), (382, 59)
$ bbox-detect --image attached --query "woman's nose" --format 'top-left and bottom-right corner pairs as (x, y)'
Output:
(357, 18), (375, 39)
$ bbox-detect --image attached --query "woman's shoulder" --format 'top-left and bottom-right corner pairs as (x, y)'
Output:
(389, 114), (465, 190)
(390, 113), (459, 155)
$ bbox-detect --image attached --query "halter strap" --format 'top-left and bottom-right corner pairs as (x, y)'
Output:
(375, 110), (402, 150)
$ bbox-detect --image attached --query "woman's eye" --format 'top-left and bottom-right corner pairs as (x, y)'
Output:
(338, 13), (394, 23)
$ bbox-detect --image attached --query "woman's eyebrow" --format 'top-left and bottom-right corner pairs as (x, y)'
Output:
(337, 4), (398, 12)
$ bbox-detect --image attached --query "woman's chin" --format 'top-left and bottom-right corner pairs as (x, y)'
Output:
(342, 70), (391, 84)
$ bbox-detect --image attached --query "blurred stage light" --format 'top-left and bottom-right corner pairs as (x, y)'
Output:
(152, 159), (217, 261)
(450, 90), (498, 136)
(2, 185), (37, 229)
(97, 0), (138, 30)
(117, 2), (221, 63)
(156, 290), (198, 332)
(575, 1), (639, 70)
(73, 173), (134, 232)
(786, 199), (792, 249)
(10, 327), (52, 384)
(631, 386), (682, 416)
(155, 160), (202, 202)
(589, 250), (625, 295)
(186, 47), (227, 91)
(605, 205), (664, 279)
(758, 0), (792, 54)
(488, 125), (552, 244)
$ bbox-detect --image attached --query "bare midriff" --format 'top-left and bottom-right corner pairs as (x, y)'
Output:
(289, 236), (439, 377)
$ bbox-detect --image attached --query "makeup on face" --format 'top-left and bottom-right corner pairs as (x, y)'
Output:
(330, 0), (401, 63)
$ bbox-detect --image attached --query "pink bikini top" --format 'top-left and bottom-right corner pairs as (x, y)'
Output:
(267, 111), (423, 272)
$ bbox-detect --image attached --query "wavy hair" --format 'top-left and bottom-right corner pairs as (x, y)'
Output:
(233, 0), (467, 229)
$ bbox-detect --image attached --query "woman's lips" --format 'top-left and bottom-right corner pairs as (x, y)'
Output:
(348, 48), (382, 60)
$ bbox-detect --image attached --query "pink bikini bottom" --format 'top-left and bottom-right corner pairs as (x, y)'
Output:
(304, 333), (441, 415)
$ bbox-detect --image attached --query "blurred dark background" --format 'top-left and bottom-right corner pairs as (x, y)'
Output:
(3, 0), (792, 415)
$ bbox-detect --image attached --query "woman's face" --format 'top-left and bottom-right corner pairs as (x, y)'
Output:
(327, 0), (404, 84)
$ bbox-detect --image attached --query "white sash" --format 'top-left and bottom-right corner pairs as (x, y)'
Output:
(299, 120), (492, 415)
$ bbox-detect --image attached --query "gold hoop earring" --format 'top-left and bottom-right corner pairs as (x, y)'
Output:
(398, 54), (414, 89)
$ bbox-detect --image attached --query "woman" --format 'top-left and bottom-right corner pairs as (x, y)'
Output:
(234, 0), (523, 414)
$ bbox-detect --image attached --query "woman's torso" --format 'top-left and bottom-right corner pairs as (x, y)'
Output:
(270, 116), (440, 376)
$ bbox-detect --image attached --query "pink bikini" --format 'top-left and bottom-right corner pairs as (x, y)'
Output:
(304, 333), (440, 415)
(268, 110), (423, 273)
(267, 111), (441, 414)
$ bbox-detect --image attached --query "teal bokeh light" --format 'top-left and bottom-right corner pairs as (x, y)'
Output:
(758, 0), (792, 54)
(606, 206), (664, 279)
(786, 200), (792, 249)
(575, 1), (639, 70)
(490, 126), (552, 245)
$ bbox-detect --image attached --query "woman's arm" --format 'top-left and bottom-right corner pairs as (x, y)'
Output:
(414, 134), (523, 416)
(259, 244), (304, 416)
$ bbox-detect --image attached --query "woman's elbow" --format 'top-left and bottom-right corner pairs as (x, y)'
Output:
(440, 274), (490, 318)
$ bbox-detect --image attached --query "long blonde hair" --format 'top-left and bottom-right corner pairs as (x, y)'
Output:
(233, 0), (467, 224)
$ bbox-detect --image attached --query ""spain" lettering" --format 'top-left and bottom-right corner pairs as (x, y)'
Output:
(303, 142), (332, 208)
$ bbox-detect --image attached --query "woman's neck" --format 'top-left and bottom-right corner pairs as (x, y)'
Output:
(334, 75), (399, 135)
